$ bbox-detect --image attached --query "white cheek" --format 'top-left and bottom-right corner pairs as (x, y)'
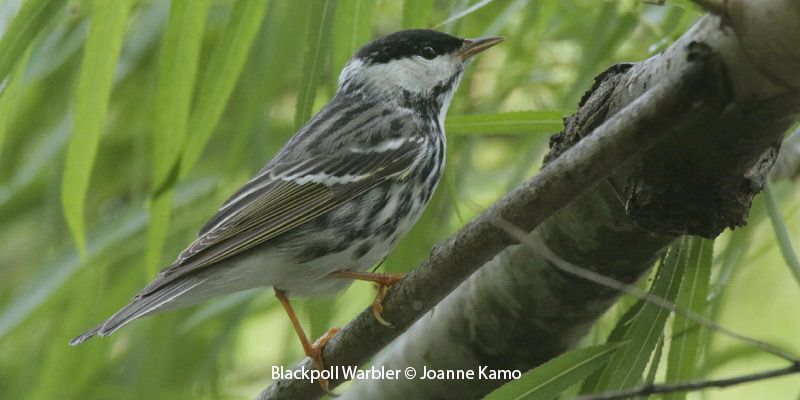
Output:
(355, 56), (457, 94)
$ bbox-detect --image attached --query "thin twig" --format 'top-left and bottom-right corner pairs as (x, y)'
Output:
(491, 217), (800, 363)
(573, 362), (800, 400)
(763, 182), (800, 287)
(434, 0), (495, 28)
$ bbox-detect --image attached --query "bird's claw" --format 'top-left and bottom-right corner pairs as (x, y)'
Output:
(371, 273), (405, 327)
(306, 327), (341, 396)
(328, 270), (406, 327)
(372, 286), (392, 327)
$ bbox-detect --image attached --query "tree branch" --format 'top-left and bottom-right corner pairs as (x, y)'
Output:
(258, 44), (725, 400)
(490, 216), (800, 362)
(574, 362), (800, 400)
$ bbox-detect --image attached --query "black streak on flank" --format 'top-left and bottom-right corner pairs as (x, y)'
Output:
(356, 29), (464, 65)
(418, 156), (436, 181)
(352, 241), (373, 261)
(297, 243), (334, 264)
(390, 118), (404, 131)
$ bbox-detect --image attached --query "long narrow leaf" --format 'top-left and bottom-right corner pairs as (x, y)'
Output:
(445, 111), (564, 135)
(708, 223), (753, 301)
(294, 0), (338, 129)
(61, 0), (132, 253)
(330, 0), (375, 82)
(0, 0), (64, 83)
(485, 343), (624, 400)
(145, 192), (174, 275)
(580, 298), (647, 394)
(644, 334), (665, 387)
(665, 237), (713, 400)
(592, 242), (687, 391)
(763, 182), (800, 287)
(180, 0), (270, 176)
(0, 47), (31, 155)
(151, 0), (210, 189)
(145, 0), (211, 274)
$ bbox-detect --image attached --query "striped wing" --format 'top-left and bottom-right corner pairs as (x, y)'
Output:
(144, 138), (423, 293)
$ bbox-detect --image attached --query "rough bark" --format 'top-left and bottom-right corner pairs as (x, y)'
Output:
(335, 3), (800, 400)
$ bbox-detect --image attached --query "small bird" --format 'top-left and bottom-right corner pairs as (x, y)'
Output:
(70, 29), (501, 390)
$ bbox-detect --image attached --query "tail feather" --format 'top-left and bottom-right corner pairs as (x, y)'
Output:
(69, 324), (103, 346)
(69, 276), (207, 345)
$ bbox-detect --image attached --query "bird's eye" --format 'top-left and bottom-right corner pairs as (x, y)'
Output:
(420, 46), (437, 60)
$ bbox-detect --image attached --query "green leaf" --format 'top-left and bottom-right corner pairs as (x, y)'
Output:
(145, 0), (211, 274)
(592, 242), (687, 392)
(665, 237), (713, 400)
(330, 0), (376, 82)
(61, 0), (133, 254)
(580, 298), (646, 394)
(0, 0), (65, 83)
(145, 191), (174, 275)
(294, 0), (338, 129)
(485, 343), (624, 400)
(763, 183), (800, 287)
(403, 0), (433, 28)
(445, 111), (564, 136)
(0, 47), (32, 155)
(151, 0), (210, 189)
(180, 0), (270, 176)
(708, 221), (753, 301)
(644, 334), (665, 387)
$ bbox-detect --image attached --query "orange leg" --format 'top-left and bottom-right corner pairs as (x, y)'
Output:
(274, 288), (340, 396)
(329, 270), (406, 327)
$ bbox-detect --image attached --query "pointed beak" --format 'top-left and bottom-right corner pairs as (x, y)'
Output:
(457, 36), (503, 61)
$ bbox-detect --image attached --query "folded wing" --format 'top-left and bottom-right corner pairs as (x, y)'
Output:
(139, 137), (424, 296)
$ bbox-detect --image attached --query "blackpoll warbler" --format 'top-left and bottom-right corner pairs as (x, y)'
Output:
(71, 28), (501, 389)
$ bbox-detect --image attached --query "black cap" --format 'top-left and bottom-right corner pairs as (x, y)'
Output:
(355, 29), (464, 65)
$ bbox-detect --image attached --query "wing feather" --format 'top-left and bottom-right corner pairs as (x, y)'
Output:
(141, 138), (423, 294)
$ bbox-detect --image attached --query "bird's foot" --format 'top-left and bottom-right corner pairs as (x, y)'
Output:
(274, 288), (341, 396)
(306, 327), (341, 396)
(370, 273), (405, 327)
(330, 271), (406, 327)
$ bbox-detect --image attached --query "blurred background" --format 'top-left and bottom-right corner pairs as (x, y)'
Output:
(0, 0), (798, 399)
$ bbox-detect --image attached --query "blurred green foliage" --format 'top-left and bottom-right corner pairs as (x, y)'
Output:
(0, 0), (798, 399)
